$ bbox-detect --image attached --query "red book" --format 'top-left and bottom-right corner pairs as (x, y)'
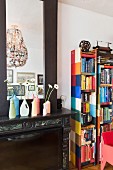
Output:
(92, 76), (95, 90)
(71, 50), (75, 64)
(83, 103), (86, 113)
(81, 145), (86, 163)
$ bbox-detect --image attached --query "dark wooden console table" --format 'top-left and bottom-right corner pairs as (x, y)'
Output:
(0, 108), (74, 170)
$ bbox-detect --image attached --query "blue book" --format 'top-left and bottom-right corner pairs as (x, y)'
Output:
(82, 58), (86, 72)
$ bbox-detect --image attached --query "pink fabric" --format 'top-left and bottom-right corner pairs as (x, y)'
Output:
(101, 131), (113, 170)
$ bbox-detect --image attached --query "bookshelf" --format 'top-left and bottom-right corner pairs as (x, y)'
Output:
(96, 50), (113, 163)
(70, 48), (97, 169)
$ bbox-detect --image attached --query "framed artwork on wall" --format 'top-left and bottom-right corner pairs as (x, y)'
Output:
(28, 85), (35, 91)
(37, 74), (43, 85)
(17, 72), (35, 83)
(7, 69), (13, 83)
(7, 85), (25, 96)
(38, 86), (44, 95)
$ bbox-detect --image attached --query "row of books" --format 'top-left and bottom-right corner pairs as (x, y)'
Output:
(82, 93), (90, 102)
(81, 113), (92, 126)
(81, 143), (95, 163)
(81, 75), (95, 90)
(100, 107), (112, 123)
(100, 87), (112, 103)
(101, 68), (113, 84)
(81, 58), (95, 73)
(81, 128), (96, 145)
(81, 103), (90, 113)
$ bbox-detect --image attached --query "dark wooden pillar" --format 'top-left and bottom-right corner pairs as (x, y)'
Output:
(44, 0), (58, 112)
(0, 0), (8, 116)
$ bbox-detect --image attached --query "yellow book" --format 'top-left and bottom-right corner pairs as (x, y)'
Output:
(86, 103), (90, 113)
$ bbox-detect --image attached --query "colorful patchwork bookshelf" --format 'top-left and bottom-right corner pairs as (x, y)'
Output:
(70, 48), (97, 169)
(96, 51), (113, 163)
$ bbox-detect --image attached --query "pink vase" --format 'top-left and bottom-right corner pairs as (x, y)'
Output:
(31, 97), (40, 117)
(45, 101), (51, 113)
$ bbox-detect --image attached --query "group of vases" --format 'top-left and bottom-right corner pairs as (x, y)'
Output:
(9, 94), (40, 119)
(9, 94), (51, 119)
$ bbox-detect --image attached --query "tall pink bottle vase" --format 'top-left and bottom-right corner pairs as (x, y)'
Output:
(31, 97), (40, 117)
(35, 97), (40, 115)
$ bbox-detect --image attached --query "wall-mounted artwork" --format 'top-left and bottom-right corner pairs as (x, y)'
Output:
(37, 74), (43, 85)
(38, 86), (44, 95)
(17, 72), (35, 83)
(7, 85), (25, 96)
(28, 85), (35, 91)
(7, 69), (13, 83)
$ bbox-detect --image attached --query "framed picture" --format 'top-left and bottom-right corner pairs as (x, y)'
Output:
(28, 85), (35, 91)
(38, 86), (44, 95)
(7, 69), (13, 83)
(37, 74), (43, 85)
(7, 85), (25, 96)
(17, 72), (35, 83)
(7, 88), (14, 96)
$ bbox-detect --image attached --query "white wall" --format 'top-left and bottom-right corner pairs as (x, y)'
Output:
(58, 2), (113, 109)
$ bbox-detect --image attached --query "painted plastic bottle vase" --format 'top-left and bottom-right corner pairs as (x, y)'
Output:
(12, 94), (19, 117)
(31, 97), (40, 117)
(44, 101), (51, 114)
(9, 99), (16, 119)
(20, 98), (29, 117)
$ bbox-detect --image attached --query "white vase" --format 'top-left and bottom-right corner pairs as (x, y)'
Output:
(20, 99), (29, 117)
(43, 102), (47, 116)
(43, 101), (51, 114)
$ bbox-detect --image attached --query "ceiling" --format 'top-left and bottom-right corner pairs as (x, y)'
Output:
(59, 0), (113, 17)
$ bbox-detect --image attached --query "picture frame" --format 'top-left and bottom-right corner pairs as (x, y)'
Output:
(38, 86), (44, 95)
(28, 85), (35, 91)
(37, 74), (43, 85)
(7, 69), (13, 83)
(17, 72), (35, 83)
(7, 85), (25, 96)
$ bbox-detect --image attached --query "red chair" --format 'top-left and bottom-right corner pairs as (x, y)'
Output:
(101, 131), (113, 170)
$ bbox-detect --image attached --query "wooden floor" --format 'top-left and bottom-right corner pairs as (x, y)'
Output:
(69, 162), (113, 170)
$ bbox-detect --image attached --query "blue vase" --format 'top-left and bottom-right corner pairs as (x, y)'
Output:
(12, 94), (19, 117)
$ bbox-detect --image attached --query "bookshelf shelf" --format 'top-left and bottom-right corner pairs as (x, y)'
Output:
(82, 101), (90, 104)
(81, 90), (95, 92)
(100, 84), (112, 87)
(81, 124), (95, 130)
(81, 72), (95, 76)
(104, 65), (113, 69)
(81, 161), (95, 167)
(81, 54), (95, 58)
(100, 102), (112, 106)
(71, 48), (96, 169)
(100, 120), (112, 125)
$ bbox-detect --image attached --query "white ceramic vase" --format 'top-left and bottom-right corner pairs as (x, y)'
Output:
(20, 99), (29, 117)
